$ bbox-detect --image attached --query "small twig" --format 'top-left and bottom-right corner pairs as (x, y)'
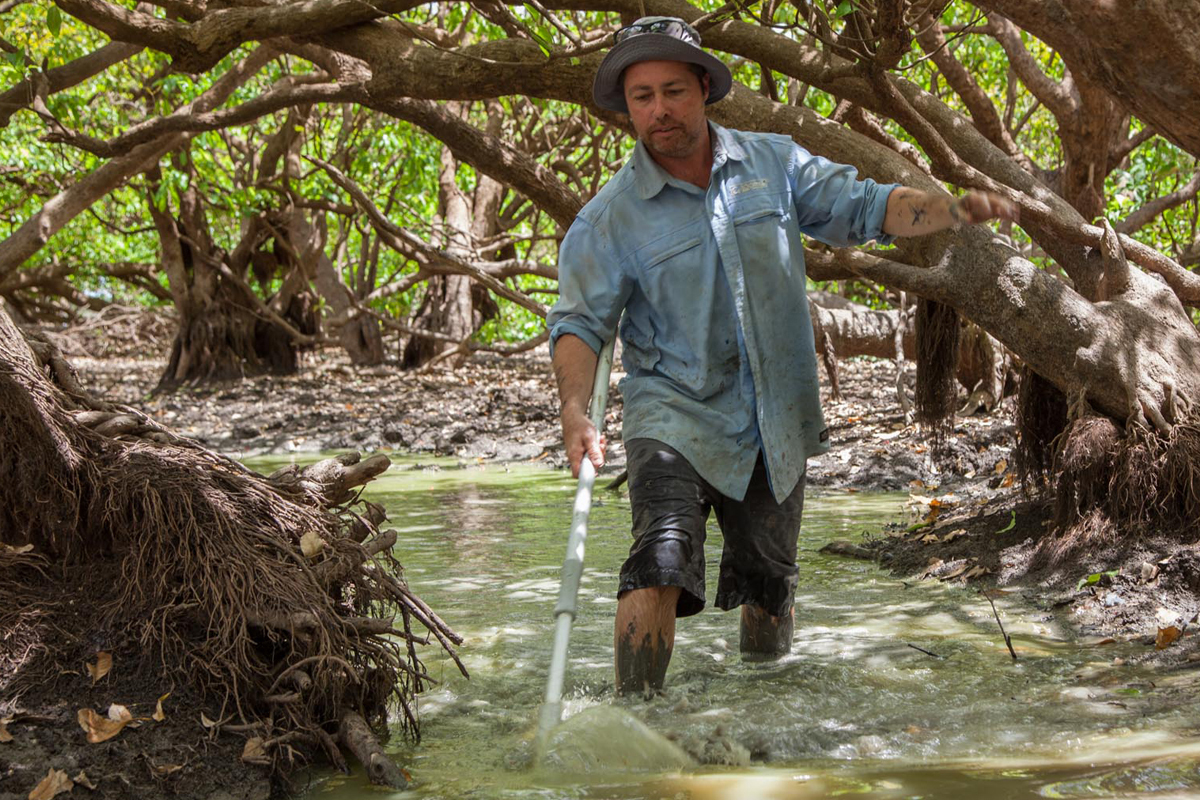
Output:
(982, 591), (1018, 660)
(906, 643), (944, 659)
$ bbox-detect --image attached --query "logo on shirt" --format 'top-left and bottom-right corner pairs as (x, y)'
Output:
(730, 179), (769, 195)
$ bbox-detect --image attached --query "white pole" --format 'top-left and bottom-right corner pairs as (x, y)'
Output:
(535, 337), (616, 753)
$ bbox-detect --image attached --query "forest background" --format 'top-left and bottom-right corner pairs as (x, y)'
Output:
(4, 0), (1200, 795)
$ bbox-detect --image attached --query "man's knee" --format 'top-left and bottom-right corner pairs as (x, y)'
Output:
(619, 585), (682, 612)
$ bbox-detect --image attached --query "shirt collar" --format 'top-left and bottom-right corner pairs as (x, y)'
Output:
(632, 121), (746, 200)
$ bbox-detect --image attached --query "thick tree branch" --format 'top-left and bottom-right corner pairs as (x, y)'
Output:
(978, 0), (1200, 158)
(914, 13), (1019, 158)
(45, 79), (359, 157)
(0, 41), (142, 127)
(0, 47), (274, 280)
(54, 0), (427, 72)
(310, 156), (548, 317)
(366, 97), (583, 230)
(986, 14), (1077, 121)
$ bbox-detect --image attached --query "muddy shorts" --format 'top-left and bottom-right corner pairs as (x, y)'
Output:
(617, 438), (805, 619)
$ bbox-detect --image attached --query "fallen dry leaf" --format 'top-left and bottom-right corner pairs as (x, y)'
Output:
(153, 691), (170, 722)
(920, 533), (939, 544)
(2, 543), (33, 554)
(1156, 626), (1182, 650)
(77, 706), (133, 743)
(940, 529), (967, 543)
(0, 720), (12, 743)
(963, 565), (991, 580)
(241, 737), (269, 765)
(151, 762), (184, 776)
(299, 531), (325, 558)
(919, 557), (945, 580)
(1001, 473), (1015, 488)
(28, 767), (73, 799)
(994, 459), (1008, 475)
(72, 771), (98, 790)
(86, 652), (111, 685)
(200, 712), (218, 729)
(938, 563), (970, 581)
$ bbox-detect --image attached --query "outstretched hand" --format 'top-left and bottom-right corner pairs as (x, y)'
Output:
(952, 191), (1020, 226)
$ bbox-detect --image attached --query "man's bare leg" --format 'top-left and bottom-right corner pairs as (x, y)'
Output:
(614, 586), (682, 697)
(739, 604), (794, 659)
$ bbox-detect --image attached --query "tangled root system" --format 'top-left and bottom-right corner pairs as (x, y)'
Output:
(1037, 413), (1200, 565)
(0, 310), (458, 779)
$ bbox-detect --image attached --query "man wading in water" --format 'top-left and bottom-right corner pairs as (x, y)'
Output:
(547, 17), (1018, 696)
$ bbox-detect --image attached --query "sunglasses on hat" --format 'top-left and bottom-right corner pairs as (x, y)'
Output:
(612, 17), (701, 46)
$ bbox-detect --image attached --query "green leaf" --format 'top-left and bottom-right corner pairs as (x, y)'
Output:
(47, 5), (62, 37)
(836, 1), (854, 16)
(996, 511), (1016, 534)
(1075, 569), (1119, 592)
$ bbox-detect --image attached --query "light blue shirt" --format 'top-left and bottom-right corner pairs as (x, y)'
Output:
(548, 123), (898, 503)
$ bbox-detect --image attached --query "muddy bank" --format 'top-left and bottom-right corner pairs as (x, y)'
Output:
(74, 348), (1013, 495)
(847, 496), (1200, 671)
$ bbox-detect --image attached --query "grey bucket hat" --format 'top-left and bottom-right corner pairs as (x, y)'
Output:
(592, 16), (733, 114)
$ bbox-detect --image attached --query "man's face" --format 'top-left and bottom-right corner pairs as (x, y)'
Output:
(623, 60), (710, 160)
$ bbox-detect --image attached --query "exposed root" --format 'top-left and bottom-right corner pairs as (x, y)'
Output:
(1036, 413), (1200, 564)
(1014, 366), (1068, 489)
(340, 710), (409, 788)
(914, 298), (960, 440)
(0, 311), (457, 784)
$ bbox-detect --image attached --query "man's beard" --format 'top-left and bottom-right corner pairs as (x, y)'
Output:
(644, 123), (701, 159)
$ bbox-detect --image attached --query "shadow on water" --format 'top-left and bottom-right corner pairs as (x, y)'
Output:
(247, 456), (1200, 799)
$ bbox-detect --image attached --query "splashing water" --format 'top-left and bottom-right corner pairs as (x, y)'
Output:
(259, 456), (1200, 800)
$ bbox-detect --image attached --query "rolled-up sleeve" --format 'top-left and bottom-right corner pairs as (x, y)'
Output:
(547, 216), (630, 357)
(786, 146), (899, 248)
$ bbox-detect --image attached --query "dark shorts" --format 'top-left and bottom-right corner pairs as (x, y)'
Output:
(617, 438), (805, 619)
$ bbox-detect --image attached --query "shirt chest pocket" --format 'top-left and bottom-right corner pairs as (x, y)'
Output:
(641, 236), (702, 271)
(731, 194), (791, 264)
(731, 192), (788, 227)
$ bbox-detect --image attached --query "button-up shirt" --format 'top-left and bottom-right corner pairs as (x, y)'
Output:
(548, 122), (898, 503)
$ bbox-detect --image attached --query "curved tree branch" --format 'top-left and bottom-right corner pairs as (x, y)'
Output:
(0, 41), (143, 127)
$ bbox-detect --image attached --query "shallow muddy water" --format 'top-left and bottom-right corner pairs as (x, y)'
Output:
(264, 456), (1200, 800)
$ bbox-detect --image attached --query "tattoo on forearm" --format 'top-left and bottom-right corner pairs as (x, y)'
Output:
(909, 203), (927, 227)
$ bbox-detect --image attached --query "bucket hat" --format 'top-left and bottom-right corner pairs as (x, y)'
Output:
(592, 16), (733, 114)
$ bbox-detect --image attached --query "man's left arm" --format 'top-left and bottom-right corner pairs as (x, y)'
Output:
(882, 187), (1019, 237)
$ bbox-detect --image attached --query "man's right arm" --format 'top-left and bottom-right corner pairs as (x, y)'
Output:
(552, 333), (603, 478)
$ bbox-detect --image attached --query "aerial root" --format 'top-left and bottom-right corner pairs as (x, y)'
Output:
(1037, 411), (1200, 564)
